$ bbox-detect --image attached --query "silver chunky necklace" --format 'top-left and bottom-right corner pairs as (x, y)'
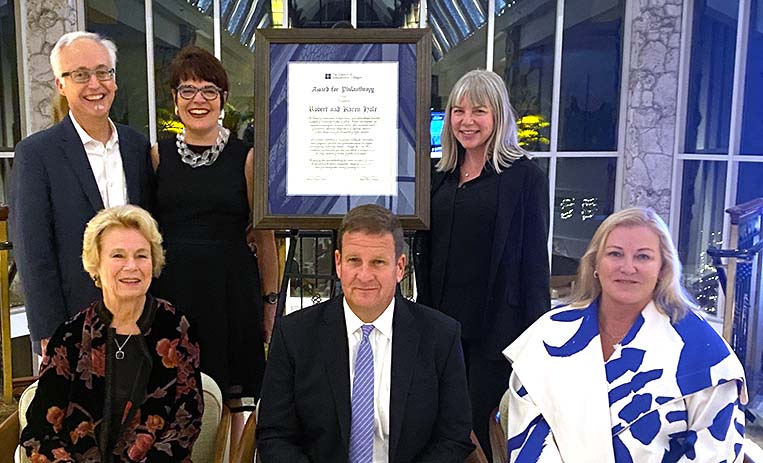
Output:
(176, 125), (230, 168)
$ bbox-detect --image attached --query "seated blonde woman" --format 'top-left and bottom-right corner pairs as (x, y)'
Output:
(504, 207), (747, 462)
(20, 205), (203, 463)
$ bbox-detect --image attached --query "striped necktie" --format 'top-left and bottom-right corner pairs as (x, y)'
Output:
(349, 324), (375, 463)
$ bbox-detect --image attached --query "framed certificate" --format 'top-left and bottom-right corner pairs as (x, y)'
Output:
(253, 28), (432, 229)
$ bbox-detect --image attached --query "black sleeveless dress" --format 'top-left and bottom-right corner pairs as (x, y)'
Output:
(152, 137), (265, 406)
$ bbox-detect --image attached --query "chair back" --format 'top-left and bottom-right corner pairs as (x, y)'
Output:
(15, 375), (230, 462)
(489, 407), (506, 463)
(17, 380), (38, 434)
(16, 380), (38, 463)
(465, 430), (489, 463)
(231, 410), (257, 463)
(0, 410), (19, 462)
(499, 387), (510, 436)
(193, 372), (230, 463)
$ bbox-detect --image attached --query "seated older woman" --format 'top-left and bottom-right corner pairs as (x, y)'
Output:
(504, 207), (747, 462)
(20, 205), (203, 463)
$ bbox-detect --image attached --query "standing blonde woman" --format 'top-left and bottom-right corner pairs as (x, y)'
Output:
(414, 69), (550, 456)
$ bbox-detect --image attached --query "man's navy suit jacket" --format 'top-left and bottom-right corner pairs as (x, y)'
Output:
(257, 295), (475, 463)
(9, 115), (152, 350)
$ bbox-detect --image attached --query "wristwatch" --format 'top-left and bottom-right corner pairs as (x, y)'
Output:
(263, 292), (279, 304)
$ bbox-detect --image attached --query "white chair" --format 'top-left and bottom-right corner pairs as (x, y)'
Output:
(194, 372), (231, 463)
(499, 387), (510, 437)
(14, 373), (230, 463)
(16, 380), (38, 463)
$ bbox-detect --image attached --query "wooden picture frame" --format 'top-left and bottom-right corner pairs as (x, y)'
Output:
(253, 28), (432, 229)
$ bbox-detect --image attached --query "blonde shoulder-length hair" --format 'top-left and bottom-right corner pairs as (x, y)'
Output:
(567, 207), (696, 322)
(82, 205), (166, 286)
(437, 69), (526, 173)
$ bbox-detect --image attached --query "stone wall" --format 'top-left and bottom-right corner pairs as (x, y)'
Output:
(24, 0), (78, 135)
(622, 0), (684, 218)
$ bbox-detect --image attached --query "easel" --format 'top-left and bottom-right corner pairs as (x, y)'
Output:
(273, 230), (340, 319)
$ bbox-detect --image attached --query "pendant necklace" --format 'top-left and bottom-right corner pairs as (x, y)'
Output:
(599, 324), (629, 350)
(114, 334), (132, 360)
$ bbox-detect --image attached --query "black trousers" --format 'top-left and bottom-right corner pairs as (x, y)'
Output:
(462, 339), (511, 462)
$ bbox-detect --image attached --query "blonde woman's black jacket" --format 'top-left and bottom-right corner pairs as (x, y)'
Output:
(413, 156), (551, 358)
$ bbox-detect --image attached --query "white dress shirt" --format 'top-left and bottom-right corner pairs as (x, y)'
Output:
(69, 112), (128, 208)
(344, 298), (394, 463)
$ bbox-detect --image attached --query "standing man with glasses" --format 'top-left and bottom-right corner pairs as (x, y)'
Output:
(257, 204), (474, 463)
(9, 31), (153, 357)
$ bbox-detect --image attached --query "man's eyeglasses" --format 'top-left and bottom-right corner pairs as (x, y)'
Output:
(176, 85), (224, 101)
(60, 67), (116, 83)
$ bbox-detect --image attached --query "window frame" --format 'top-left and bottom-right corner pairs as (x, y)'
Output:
(487, 0), (628, 275)
(2, 0), (23, 148)
(75, 0), (629, 278)
(671, 0), (763, 322)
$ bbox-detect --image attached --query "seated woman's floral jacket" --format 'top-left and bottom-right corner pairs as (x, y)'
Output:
(21, 295), (203, 463)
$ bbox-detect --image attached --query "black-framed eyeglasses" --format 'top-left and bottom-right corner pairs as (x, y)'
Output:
(60, 67), (116, 83)
(176, 85), (224, 101)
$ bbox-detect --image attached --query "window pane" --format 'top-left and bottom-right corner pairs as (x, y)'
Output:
(86, 0), (149, 135)
(684, 0), (738, 154)
(153, 0), (215, 140)
(740, 0), (763, 154)
(0, 159), (11, 204)
(558, 0), (625, 151)
(430, 0), (488, 109)
(493, 0), (555, 152)
(222, 0), (272, 48)
(552, 157), (617, 275)
(677, 160), (726, 315)
(221, 1), (272, 146)
(358, 0), (416, 27)
(737, 162), (763, 204)
(0, 0), (20, 149)
(289, 0), (350, 27)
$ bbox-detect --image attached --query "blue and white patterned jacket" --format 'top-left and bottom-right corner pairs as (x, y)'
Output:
(503, 300), (747, 463)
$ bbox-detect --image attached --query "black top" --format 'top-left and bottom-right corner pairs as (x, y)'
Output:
(429, 165), (499, 339)
(154, 140), (250, 243)
(106, 333), (142, 457)
(152, 137), (265, 401)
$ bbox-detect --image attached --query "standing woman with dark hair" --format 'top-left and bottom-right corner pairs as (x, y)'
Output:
(150, 45), (279, 450)
(414, 69), (550, 456)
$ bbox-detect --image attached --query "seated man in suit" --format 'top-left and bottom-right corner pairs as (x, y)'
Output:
(257, 204), (475, 463)
(9, 31), (152, 356)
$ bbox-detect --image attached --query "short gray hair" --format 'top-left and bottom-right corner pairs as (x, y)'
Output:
(437, 69), (525, 174)
(50, 31), (118, 78)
